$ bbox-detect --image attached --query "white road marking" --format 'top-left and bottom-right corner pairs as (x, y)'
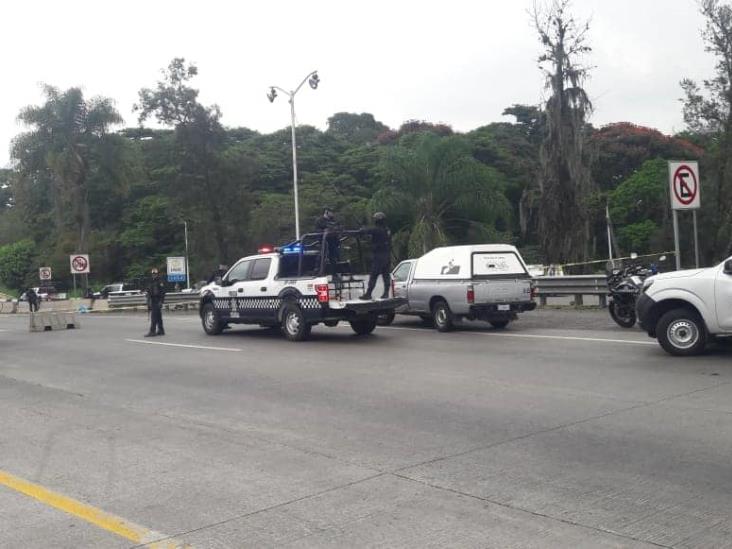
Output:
(125, 339), (241, 352)
(379, 326), (657, 346)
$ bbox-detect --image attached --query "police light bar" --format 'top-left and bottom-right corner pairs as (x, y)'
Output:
(258, 245), (275, 254)
(280, 244), (302, 255)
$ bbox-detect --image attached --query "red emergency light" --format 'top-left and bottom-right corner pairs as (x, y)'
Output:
(258, 245), (275, 254)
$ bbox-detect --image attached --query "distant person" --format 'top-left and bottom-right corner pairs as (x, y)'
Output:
(208, 264), (229, 285)
(315, 207), (341, 276)
(144, 268), (166, 337)
(24, 288), (39, 312)
(360, 212), (392, 300)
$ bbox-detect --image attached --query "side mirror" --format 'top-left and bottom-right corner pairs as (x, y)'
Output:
(724, 260), (732, 275)
(215, 276), (223, 286)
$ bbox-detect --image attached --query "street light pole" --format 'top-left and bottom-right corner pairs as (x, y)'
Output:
(289, 96), (300, 242)
(268, 70), (320, 241)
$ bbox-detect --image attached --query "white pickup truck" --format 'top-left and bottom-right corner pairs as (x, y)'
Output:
(199, 232), (405, 341)
(389, 244), (536, 331)
(637, 256), (732, 356)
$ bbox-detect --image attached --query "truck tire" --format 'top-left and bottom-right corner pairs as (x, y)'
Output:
(490, 320), (510, 329)
(350, 316), (377, 336)
(376, 312), (395, 326)
(432, 300), (454, 332)
(656, 308), (707, 356)
(281, 303), (312, 342)
(201, 302), (224, 335)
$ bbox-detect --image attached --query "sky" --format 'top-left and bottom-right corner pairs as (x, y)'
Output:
(1, 0), (717, 167)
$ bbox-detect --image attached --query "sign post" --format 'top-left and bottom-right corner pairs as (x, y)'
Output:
(166, 257), (187, 285)
(668, 161), (701, 270)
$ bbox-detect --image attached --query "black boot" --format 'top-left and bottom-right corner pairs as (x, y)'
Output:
(359, 294), (372, 301)
(144, 332), (156, 337)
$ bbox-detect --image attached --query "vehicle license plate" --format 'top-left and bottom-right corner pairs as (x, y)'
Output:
(497, 304), (510, 311)
(230, 312), (240, 318)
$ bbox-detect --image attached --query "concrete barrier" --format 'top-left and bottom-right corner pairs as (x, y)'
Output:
(29, 311), (80, 332)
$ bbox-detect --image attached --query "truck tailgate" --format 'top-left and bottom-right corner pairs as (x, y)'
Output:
(473, 278), (531, 303)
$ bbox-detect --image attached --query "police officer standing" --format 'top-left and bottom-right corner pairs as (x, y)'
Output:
(145, 268), (166, 337)
(360, 212), (392, 300)
(315, 207), (341, 275)
(24, 287), (39, 312)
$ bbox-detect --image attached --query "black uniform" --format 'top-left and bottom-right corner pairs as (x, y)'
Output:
(145, 277), (167, 336)
(315, 215), (341, 273)
(25, 288), (39, 312)
(362, 224), (392, 299)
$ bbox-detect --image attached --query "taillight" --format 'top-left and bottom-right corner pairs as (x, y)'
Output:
(316, 284), (329, 303)
(530, 283), (537, 300)
(467, 284), (475, 304)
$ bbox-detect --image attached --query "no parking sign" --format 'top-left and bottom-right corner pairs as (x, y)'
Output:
(668, 161), (700, 210)
(69, 254), (90, 274)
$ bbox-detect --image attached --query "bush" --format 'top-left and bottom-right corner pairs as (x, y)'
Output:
(0, 239), (36, 290)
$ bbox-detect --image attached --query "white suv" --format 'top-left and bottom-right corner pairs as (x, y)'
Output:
(636, 257), (732, 356)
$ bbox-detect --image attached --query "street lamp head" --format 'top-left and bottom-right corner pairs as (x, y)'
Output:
(308, 72), (320, 90)
(267, 87), (278, 103)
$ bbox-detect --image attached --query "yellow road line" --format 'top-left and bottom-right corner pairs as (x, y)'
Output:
(0, 469), (188, 548)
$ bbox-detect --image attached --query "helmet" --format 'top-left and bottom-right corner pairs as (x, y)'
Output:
(373, 212), (386, 222)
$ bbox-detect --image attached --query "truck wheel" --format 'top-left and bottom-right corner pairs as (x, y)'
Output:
(376, 312), (395, 326)
(350, 316), (377, 336)
(432, 300), (454, 332)
(656, 308), (707, 356)
(490, 320), (510, 329)
(201, 303), (224, 335)
(281, 303), (312, 342)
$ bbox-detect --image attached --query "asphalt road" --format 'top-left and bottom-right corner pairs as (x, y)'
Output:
(1, 308), (732, 548)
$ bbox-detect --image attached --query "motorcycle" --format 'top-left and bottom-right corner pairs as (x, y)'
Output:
(606, 255), (665, 328)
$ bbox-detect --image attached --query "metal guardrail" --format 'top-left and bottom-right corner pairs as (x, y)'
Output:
(108, 292), (200, 310)
(534, 275), (609, 307)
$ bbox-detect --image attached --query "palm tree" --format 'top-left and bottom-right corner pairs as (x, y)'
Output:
(13, 85), (122, 252)
(373, 133), (511, 257)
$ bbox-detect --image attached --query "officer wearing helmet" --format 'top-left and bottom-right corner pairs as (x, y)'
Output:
(315, 207), (341, 276)
(360, 212), (392, 300)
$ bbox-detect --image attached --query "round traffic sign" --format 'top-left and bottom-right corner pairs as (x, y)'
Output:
(672, 164), (698, 206)
(71, 255), (88, 273)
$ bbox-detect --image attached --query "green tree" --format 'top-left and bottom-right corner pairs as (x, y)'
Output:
(533, 0), (595, 263)
(680, 0), (732, 259)
(326, 112), (389, 145)
(0, 239), (35, 290)
(609, 158), (671, 255)
(374, 133), (510, 257)
(136, 58), (254, 265)
(13, 86), (123, 253)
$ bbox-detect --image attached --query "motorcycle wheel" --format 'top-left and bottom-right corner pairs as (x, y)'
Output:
(609, 301), (636, 328)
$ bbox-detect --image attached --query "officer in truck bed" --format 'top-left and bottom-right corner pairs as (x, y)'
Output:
(315, 207), (341, 276)
(360, 212), (392, 300)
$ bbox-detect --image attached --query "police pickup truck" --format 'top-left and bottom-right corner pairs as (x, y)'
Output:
(199, 231), (405, 341)
(637, 256), (732, 356)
